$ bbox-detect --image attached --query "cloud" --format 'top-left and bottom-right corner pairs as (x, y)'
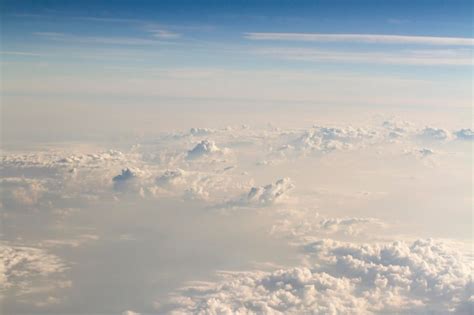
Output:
(34, 32), (163, 46)
(270, 209), (385, 241)
(0, 244), (69, 300)
(0, 177), (45, 209)
(244, 33), (474, 46)
(189, 127), (215, 137)
(455, 129), (474, 141)
(112, 168), (145, 193)
(244, 178), (294, 206)
(149, 29), (181, 39)
(250, 47), (473, 66)
(186, 140), (228, 160)
(155, 169), (186, 187)
(167, 238), (473, 314)
(417, 148), (435, 157)
(382, 120), (414, 140)
(0, 51), (45, 57)
(418, 127), (451, 141)
(289, 125), (377, 154)
(113, 168), (136, 182)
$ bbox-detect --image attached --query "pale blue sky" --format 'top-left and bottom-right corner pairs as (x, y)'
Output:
(1, 0), (472, 109)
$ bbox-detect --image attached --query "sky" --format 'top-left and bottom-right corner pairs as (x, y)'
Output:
(1, 0), (473, 114)
(0, 1), (473, 315)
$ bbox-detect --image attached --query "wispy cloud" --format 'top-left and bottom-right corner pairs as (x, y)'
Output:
(0, 51), (45, 56)
(148, 29), (181, 39)
(244, 33), (474, 46)
(251, 47), (473, 66)
(33, 32), (166, 46)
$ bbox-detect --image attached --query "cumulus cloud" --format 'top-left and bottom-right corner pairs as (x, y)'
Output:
(455, 128), (474, 141)
(155, 169), (186, 187)
(382, 120), (414, 140)
(186, 140), (227, 160)
(245, 178), (294, 206)
(291, 126), (377, 153)
(112, 168), (145, 193)
(167, 238), (473, 314)
(113, 168), (136, 182)
(1, 119), (473, 313)
(189, 128), (215, 137)
(270, 209), (385, 241)
(0, 244), (69, 300)
(0, 177), (46, 209)
(418, 127), (451, 141)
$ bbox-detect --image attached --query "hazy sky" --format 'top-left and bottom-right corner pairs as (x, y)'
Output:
(1, 0), (472, 110)
(0, 1), (473, 315)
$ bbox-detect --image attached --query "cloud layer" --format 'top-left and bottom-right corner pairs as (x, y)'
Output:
(168, 239), (473, 314)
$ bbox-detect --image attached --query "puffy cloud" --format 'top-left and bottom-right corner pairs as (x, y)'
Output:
(418, 127), (451, 141)
(186, 140), (227, 160)
(417, 148), (435, 157)
(0, 244), (69, 299)
(270, 209), (384, 241)
(305, 238), (473, 314)
(455, 129), (474, 141)
(382, 120), (414, 140)
(318, 217), (381, 233)
(112, 168), (147, 193)
(156, 169), (186, 187)
(167, 239), (473, 314)
(189, 128), (215, 137)
(245, 178), (294, 206)
(288, 125), (378, 154)
(0, 177), (46, 209)
(169, 268), (366, 315)
(113, 168), (136, 182)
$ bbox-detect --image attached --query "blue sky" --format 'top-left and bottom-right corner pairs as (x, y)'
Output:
(1, 0), (472, 108)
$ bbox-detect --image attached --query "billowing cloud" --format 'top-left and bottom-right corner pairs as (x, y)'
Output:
(418, 127), (451, 141)
(186, 140), (228, 160)
(289, 126), (378, 154)
(167, 238), (473, 314)
(156, 169), (186, 187)
(0, 177), (46, 209)
(0, 244), (69, 301)
(244, 178), (294, 206)
(455, 129), (474, 141)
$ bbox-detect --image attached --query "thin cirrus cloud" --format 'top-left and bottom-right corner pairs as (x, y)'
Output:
(33, 31), (179, 46)
(251, 47), (473, 66)
(244, 32), (474, 46)
(148, 29), (181, 39)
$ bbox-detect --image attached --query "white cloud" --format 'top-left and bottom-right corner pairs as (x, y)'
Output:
(186, 140), (228, 160)
(292, 126), (377, 153)
(418, 127), (452, 141)
(34, 32), (162, 46)
(0, 177), (46, 209)
(250, 47), (473, 66)
(455, 129), (474, 141)
(1, 117), (473, 313)
(244, 33), (474, 46)
(156, 169), (187, 187)
(189, 127), (215, 137)
(113, 168), (136, 182)
(0, 244), (68, 299)
(243, 178), (294, 206)
(167, 238), (473, 314)
(149, 29), (181, 39)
